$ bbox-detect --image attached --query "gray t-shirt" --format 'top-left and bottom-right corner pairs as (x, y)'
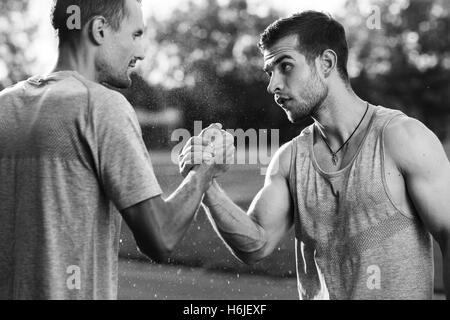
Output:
(0, 71), (163, 299)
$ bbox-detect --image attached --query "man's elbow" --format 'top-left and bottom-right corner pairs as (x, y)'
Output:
(239, 255), (262, 266)
(136, 240), (174, 264)
(236, 248), (268, 265)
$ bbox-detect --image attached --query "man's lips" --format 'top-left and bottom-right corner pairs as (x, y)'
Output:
(275, 96), (292, 106)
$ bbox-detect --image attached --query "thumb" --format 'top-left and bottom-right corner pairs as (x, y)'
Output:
(201, 123), (223, 138)
(208, 123), (223, 130)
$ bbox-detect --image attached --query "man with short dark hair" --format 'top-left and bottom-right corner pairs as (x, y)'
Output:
(181, 11), (450, 299)
(0, 0), (233, 299)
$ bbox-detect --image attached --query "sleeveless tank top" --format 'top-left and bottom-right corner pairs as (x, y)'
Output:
(288, 105), (433, 300)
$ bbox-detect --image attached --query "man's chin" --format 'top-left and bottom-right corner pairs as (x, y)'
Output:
(285, 110), (300, 123)
(104, 76), (132, 89)
(286, 110), (309, 124)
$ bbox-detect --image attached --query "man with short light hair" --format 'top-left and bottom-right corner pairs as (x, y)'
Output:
(0, 0), (233, 299)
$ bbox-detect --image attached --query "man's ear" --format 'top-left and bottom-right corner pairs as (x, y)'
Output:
(318, 49), (338, 78)
(89, 16), (108, 45)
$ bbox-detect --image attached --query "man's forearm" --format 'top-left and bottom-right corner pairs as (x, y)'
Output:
(162, 164), (214, 249)
(443, 247), (450, 299)
(203, 180), (267, 263)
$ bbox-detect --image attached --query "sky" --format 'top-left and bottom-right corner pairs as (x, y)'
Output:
(29, 0), (346, 76)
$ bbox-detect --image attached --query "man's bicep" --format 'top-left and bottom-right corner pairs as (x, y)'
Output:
(121, 195), (165, 229)
(120, 195), (168, 258)
(250, 175), (293, 238)
(409, 178), (450, 233)
(90, 93), (162, 210)
(248, 143), (294, 251)
(406, 158), (450, 242)
(387, 117), (450, 242)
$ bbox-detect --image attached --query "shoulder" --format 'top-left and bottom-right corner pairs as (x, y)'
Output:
(384, 115), (448, 174)
(277, 140), (294, 164)
(384, 115), (439, 151)
(0, 80), (27, 99)
(68, 74), (132, 113)
(94, 88), (133, 116)
(266, 140), (294, 180)
(384, 115), (430, 140)
(268, 126), (311, 179)
(69, 79), (138, 132)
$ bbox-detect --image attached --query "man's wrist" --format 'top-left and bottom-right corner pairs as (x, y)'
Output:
(204, 179), (222, 206)
(190, 164), (215, 193)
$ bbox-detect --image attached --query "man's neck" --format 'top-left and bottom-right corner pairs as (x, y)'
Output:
(52, 45), (97, 83)
(312, 85), (370, 147)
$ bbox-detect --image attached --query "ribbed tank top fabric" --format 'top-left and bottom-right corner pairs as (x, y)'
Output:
(288, 106), (433, 300)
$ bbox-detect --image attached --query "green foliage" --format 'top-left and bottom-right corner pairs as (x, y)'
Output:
(1, 0), (449, 141)
(343, 0), (450, 138)
(147, 0), (273, 84)
(142, 0), (450, 141)
(0, 0), (38, 89)
(142, 0), (302, 143)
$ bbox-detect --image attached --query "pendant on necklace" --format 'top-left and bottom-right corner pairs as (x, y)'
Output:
(332, 154), (338, 166)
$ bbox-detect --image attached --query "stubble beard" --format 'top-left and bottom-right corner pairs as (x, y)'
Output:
(96, 57), (132, 89)
(290, 72), (328, 123)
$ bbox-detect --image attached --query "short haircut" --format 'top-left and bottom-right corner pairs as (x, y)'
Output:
(51, 0), (140, 46)
(259, 11), (350, 82)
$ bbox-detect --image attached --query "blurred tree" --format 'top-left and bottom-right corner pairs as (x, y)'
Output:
(342, 0), (450, 139)
(0, 0), (38, 90)
(142, 0), (302, 143)
(142, 0), (450, 142)
(112, 73), (183, 150)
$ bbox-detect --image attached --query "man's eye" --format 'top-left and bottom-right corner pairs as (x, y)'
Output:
(281, 63), (293, 72)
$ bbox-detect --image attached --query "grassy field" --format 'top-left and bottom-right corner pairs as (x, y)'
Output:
(119, 149), (446, 297)
(118, 259), (445, 300)
(118, 259), (298, 300)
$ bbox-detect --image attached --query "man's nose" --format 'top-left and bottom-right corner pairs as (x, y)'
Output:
(267, 73), (283, 95)
(135, 40), (146, 61)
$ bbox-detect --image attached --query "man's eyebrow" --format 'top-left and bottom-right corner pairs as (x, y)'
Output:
(263, 54), (294, 73)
